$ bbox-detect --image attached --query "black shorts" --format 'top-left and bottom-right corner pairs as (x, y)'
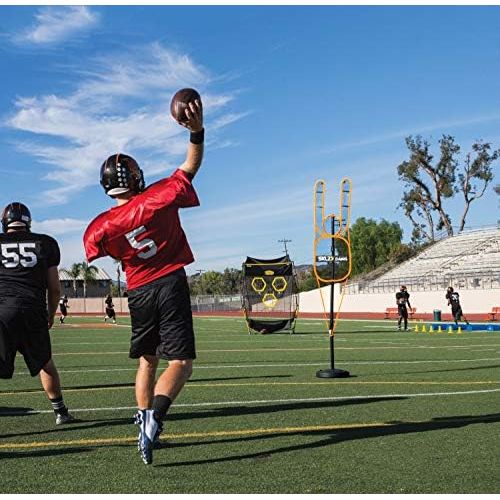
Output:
(0, 306), (51, 379)
(452, 307), (463, 320)
(105, 307), (116, 318)
(60, 305), (67, 316)
(398, 305), (408, 319)
(127, 268), (196, 361)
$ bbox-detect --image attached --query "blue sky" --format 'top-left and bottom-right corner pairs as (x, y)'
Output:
(1, 5), (499, 281)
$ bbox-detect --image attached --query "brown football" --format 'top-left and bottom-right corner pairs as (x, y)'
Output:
(170, 88), (201, 123)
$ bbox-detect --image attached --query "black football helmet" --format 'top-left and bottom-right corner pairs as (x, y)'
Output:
(2, 202), (32, 233)
(100, 153), (145, 197)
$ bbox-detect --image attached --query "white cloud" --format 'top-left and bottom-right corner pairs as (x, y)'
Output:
(32, 218), (88, 236)
(321, 114), (500, 155)
(7, 43), (244, 205)
(15, 6), (99, 45)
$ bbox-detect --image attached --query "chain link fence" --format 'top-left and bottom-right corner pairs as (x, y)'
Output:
(190, 295), (242, 313)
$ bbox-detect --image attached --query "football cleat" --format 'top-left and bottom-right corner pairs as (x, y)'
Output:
(134, 410), (161, 464)
(55, 412), (75, 425)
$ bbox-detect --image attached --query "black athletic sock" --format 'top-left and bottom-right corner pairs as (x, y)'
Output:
(404, 318), (408, 330)
(151, 395), (172, 422)
(50, 396), (68, 416)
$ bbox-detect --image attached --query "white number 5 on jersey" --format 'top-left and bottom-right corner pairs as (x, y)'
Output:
(125, 226), (158, 259)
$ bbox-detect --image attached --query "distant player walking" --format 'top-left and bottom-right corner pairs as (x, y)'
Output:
(59, 294), (69, 324)
(83, 96), (203, 464)
(0, 202), (74, 425)
(104, 294), (117, 324)
(446, 287), (470, 326)
(396, 285), (412, 331)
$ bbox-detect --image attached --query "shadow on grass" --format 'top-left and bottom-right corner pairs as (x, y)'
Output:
(189, 374), (292, 383)
(165, 396), (405, 422)
(0, 447), (90, 460)
(0, 417), (132, 440)
(0, 397), (404, 439)
(0, 407), (34, 417)
(156, 412), (500, 467)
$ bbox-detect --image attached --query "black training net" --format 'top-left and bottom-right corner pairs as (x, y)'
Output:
(242, 255), (299, 334)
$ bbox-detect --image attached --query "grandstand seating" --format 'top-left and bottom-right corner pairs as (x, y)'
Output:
(347, 227), (500, 293)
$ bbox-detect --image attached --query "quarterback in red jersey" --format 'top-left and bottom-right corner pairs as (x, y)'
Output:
(83, 97), (203, 465)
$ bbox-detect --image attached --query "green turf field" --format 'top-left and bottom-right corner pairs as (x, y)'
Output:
(0, 316), (499, 494)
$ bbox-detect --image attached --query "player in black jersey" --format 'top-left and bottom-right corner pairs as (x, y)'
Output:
(0, 202), (74, 425)
(59, 295), (69, 323)
(395, 285), (412, 331)
(104, 294), (117, 324)
(445, 287), (470, 326)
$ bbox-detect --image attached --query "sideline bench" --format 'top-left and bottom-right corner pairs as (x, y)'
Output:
(384, 307), (416, 319)
(488, 307), (500, 321)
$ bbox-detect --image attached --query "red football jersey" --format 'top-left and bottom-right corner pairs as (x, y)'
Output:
(83, 169), (199, 290)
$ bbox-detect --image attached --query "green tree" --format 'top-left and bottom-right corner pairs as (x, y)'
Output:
(220, 268), (242, 294)
(296, 267), (332, 292)
(190, 268), (243, 296)
(458, 142), (499, 231)
(65, 263), (82, 298)
(398, 135), (498, 243)
(350, 217), (403, 275)
(196, 271), (224, 295)
(79, 261), (99, 298)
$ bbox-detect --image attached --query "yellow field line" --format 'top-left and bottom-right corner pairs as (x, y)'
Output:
(0, 416), (493, 450)
(1, 380), (498, 396)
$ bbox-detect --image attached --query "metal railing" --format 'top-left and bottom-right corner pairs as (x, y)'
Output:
(345, 268), (500, 294)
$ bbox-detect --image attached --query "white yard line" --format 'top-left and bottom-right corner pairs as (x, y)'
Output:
(1, 388), (498, 416)
(11, 357), (500, 376)
(45, 344), (500, 355)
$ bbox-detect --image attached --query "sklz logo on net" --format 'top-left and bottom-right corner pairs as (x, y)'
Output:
(0, 242), (38, 268)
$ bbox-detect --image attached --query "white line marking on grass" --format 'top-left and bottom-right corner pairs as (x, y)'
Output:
(3, 380), (498, 396)
(48, 345), (500, 355)
(51, 339), (333, 346)
(12, 357), (500, 376)
(1, 388), (498, 416)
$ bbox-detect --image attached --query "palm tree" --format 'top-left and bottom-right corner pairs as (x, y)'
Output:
(65, 263), (82, 298)
(80, 261), (99, 298)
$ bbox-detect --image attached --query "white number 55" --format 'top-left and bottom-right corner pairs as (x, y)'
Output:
(125, 226), (157, 259)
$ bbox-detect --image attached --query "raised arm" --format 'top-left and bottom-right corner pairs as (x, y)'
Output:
(178, 99), (204, 179)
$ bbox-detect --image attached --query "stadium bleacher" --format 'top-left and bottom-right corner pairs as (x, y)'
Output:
(347, 227), (500, 293)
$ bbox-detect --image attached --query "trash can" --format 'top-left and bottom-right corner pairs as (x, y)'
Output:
(433, 309), (442, 322)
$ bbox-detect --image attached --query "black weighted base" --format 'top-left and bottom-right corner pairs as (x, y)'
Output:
(316, 368), (350, 378)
